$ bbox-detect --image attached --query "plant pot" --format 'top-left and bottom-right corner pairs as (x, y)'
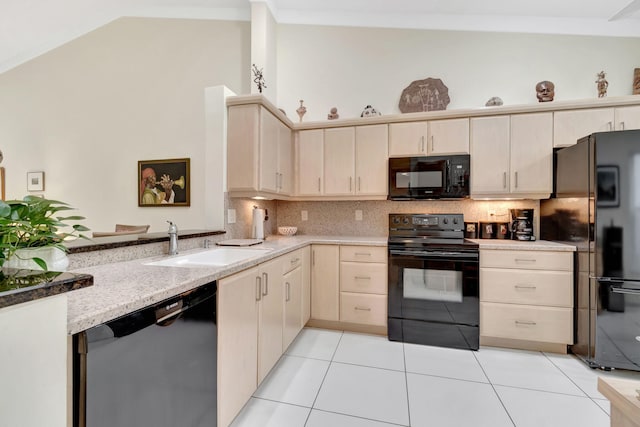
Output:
(4, 247), (69, 271)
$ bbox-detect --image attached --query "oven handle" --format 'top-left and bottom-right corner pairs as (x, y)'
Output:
(389, 249), (479, 260)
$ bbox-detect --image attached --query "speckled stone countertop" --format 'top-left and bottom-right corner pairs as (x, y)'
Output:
(469, 239), (576, 251)
(0, 269), (93, 309)
(66, 235), (387, 335)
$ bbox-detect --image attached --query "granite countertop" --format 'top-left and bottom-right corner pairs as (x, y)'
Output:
(469, 239), (576, 251)
(0, 269), (93, 309)
(66, 235), (387, 335)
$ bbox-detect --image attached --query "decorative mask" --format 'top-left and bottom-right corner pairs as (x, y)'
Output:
(535, 81), (555, 102)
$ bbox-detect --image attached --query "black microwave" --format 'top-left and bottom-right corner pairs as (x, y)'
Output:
(388, 155), (470, 200)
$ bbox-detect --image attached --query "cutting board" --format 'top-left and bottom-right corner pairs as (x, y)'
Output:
(216, 239), (264, 247)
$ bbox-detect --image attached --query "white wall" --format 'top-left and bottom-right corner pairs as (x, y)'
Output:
(276, 25), (640, 121)
(0, 17), (250, 234)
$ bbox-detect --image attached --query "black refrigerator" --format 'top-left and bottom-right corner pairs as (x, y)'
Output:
(541, 129), (640, 372)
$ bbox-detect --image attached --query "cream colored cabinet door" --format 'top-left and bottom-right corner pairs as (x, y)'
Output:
(614, 105), (640, 131)
(297, 130), (324, 196)
(278, 122), (293, 194)
(388, 121), (428, 157)
(553, 108), (614, 147)
(301, 246), (311, 324)
(324, 127), (356, 195)
(283, 265), (303, 351)
(227, 104), (260, 192)
(470, 115), (510, 196)
(355, 124), (388, 196)
(510, 112), (553, 196)
(428, 118), (470, 155)
(311, 244), (340, 321)
(218, 266), (260, 427)
(259, 108), (280, 193)
(257, 257), (284, 384)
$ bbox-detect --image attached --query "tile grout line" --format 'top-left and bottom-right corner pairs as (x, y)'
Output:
(402, 342), (412, 427)
(472, 349), (517, 427)
(302, 330), (345, 427)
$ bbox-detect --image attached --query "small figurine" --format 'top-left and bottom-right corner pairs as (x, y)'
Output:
(361, 105), (381, 117)
(296, 100), (307, 122)
(485, 97), (504, 107)
(327, 107), (339, 120)
(251, 64), (267, 93)
(596, 71), (608, 98)
(535, 81), (555, 102)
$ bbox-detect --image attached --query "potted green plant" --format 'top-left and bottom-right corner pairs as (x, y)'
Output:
(0, 196), (90, 271)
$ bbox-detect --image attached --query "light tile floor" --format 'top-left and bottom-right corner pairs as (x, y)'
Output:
(230, 328), (640, 427)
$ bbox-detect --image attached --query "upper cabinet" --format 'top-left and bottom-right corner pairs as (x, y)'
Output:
(227, 104), (292, 197)
(389, 118), (469, 157)
(471, 112), (552, 199)
(297, 125), (388, 198)
(553, 105), (640, 147)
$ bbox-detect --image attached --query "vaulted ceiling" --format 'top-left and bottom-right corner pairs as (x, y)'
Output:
(1, 0), (639, 74)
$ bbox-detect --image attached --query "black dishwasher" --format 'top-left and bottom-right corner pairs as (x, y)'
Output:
(73, 282), (217, 427)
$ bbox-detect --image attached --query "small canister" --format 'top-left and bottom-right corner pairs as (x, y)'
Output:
(464, 222), (478, 239)
(479, 222), (496, 239)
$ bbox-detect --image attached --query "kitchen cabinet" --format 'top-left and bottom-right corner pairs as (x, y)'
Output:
(553, 106), (640, 147)
(479, 249), (574, 351)
(297, 129), (324, 196)
(310, 244), (340, 321)
(227, 104), (292, 196)
(388, 118), (469, 157)
(282, 248), (305, 351)
(297, 125), (388, 198)
(470, 112), (552, 198)
(257, 258), (284, 383)
(301, 246), (312, 324)
(339, 245), (387, 326)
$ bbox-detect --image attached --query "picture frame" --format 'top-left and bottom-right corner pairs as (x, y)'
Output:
(597, 165), (619, 208)
(138, 158), (190, 207)
(27, 171), (44, 192)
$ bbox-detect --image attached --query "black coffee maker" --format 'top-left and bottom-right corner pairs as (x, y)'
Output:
(510, 209), (534, 241)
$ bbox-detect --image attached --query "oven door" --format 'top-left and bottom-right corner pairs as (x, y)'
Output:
(388, 157), (448, 200)
(388, 247), (479, 349)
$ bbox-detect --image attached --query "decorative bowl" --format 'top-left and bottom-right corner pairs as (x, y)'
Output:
(278, 226), (298, 236)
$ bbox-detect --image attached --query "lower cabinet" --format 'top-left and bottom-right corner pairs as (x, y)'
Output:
(479, 248), (574, 351)
(282, 248), (306, 351)
(311, 244), (340, 321)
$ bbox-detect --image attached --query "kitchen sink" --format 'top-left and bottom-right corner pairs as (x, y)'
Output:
(145, 247), (273, 268)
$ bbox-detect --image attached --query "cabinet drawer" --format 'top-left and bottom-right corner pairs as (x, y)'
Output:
(340, 292), (387, 326)
(340, 246), (387, 263)
(480, 302), (573, 344)
(480, 268), (573, 307)
(480, 250), (572, 271)
(282, 248), (304, 274)
(340, 262), (387, 294)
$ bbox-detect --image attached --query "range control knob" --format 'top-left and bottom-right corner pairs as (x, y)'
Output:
(442, 218), (449, 224)
(403, 217), (410, 225)
(453, 218), (459, 224)
(392, 217), (400, 224)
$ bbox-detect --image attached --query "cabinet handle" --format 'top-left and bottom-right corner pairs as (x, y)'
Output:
(358, 176), (361, 192)
(276, 172), (279, 189)
(262, 272), (268, 296)
(255, 276), (262, 301)
(279, 173), (283, 189)
(350, 176), (353, 192)
(515, 258), (536, 263)
(515, 285), (537, 290)
(312, 250), (315, 266)
(430, 135), (434, 152)
(318, 178), (321, 193)
(355, 252), (371, 256)
(503, 172), (507, 189)
(420, 136), (425, 152)
(291, 258), (300, 264)
(620, 121), (625, 130)
(515, 320), (537, 326)
(355, 306), (371, 311)
(285, 282), (290, 302)
(608, 121), (613, 131)
(514, 171), (518, 189)
(355, 276), (371, 280)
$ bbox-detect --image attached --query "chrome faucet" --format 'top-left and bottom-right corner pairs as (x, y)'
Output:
(167, 221), (178, 255)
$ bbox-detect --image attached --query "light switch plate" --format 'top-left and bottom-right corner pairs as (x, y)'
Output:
(355, 210), (363, 221)
(227, 209), (236, 224)
(301, 210), (308, 221)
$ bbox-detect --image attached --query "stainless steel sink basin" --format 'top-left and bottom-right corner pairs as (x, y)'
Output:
(145, 247), (272, 268)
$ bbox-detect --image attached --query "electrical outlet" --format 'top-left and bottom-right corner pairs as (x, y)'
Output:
(355, 210), (363, 221)
(301, 210), (308, 221)
(227, 209), (236, 224)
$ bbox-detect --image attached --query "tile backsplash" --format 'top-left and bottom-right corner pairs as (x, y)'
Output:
(226, 196), (540, 239)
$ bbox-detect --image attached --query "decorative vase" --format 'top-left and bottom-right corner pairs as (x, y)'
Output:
(4, 247), (69, 271)
(296, 100), (307, 122)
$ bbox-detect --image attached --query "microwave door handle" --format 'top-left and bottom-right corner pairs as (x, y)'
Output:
(446, 160), (451, 193)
